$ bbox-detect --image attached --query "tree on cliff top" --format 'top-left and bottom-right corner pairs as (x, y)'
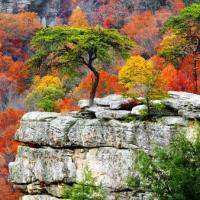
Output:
(26, 27), (133, 105)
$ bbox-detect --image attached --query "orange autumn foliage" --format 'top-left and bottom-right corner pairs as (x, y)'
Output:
(0, 12), (41, 60)
(0, 108), (24, 200)
(123, 11), (159, 41)
(0, 12), (41, 40)
(56, 98), (80, 112)
(74, 71), (125, 99)
(0, 12), (41, 110)
(151, 55), (167, 71)
(159, 55), (200, 93)
(0, 109), (24, 153)
(0, 53), (28, 93)
(122, 11), (160, 56)
(68, 6), (89, 28)
(123, 8), (174, 56)
(160, 64), (179, 91)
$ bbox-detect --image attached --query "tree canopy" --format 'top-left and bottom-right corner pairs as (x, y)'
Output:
(118, 56), (154, 89)
(160, 3), (200, 93)
(27, 27), (133, 105)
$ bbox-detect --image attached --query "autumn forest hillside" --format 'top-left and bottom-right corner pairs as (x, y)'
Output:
(0, 0), (199, 199)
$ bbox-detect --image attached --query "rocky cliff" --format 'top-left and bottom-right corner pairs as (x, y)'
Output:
(0, 0), (62, 26)
(9, 91), (200, 200)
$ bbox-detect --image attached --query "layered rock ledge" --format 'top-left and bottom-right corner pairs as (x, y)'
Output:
(9, 92), (200, 200)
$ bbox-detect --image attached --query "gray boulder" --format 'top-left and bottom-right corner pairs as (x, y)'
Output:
(95, 94), (130, 109)
(9, 146), (76, 184)
(131, 105), (146, 115)
(21, 195), (61, 200)
(78, 94), (131, 110)
(15, 114), (77, 147)
(163, 91), (200, 119)
(95, 110), (131, 119)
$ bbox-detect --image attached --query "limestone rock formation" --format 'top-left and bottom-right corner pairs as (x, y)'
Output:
(21, 195), (61, 200)
(164, 91), (200, 119)
(9, 92), (200, 200)
(9, 146), (76, 184)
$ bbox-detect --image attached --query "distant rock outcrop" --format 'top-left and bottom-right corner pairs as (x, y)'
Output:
(0, 0), (62, 26)
(9, 92), (200, 200)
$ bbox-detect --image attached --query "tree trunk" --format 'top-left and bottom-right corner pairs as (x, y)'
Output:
(146, 96), (151, 118)
(88, 66), (99, 106)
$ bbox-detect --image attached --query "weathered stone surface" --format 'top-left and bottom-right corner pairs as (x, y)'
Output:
(15, 114), (77, 147)
(45, 184), (65, 198)
(9, 146), (76, 184)
(131, 105), (146, 115)
(134, 121), (174, 149)
(95, 94), (122, 106)
(68, 119), (134, 148)
(21, 195), (61, 200)
(78, 95), (131, 110)
(95, 110), (131, 119)
(68, 118), (185, 149)
(160, 116), (188, 126)
(163, 91), (200, 119)
(78, 99), (90, 109)
(13, 182), (65, 197)
(74, 147), (135, 190)
(86, 105), (108, 113)
(27, 182), (43, 194)
(21, 112), (60, 121)
(95, 94), (130, 109)
(15, 114), (190, 150)
(49, 116), (77, 146)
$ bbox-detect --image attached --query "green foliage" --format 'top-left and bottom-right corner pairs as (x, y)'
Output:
(63, 167), (107, 200)
(123, 73), (167, 120)
(27, 27), (133, 76)
(141, 102), (174, 120)
(36, 99), (55, 112)
(25, 86), (65, 111)
(159, 38), (187, 67)
(163, 3), (200, 32)
(141, 75), (167, 118)
(122, 115), (137, 122)
(129, 124), (200, 200)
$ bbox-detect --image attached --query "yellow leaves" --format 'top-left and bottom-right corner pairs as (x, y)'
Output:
(26, 75), (65, 111)
(118, 56), (154, 89)
(33, 75), (63, 90)
(159, 32), (177, 50)
(68, 6), (89, 28)
(158, 31), (186, 52)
